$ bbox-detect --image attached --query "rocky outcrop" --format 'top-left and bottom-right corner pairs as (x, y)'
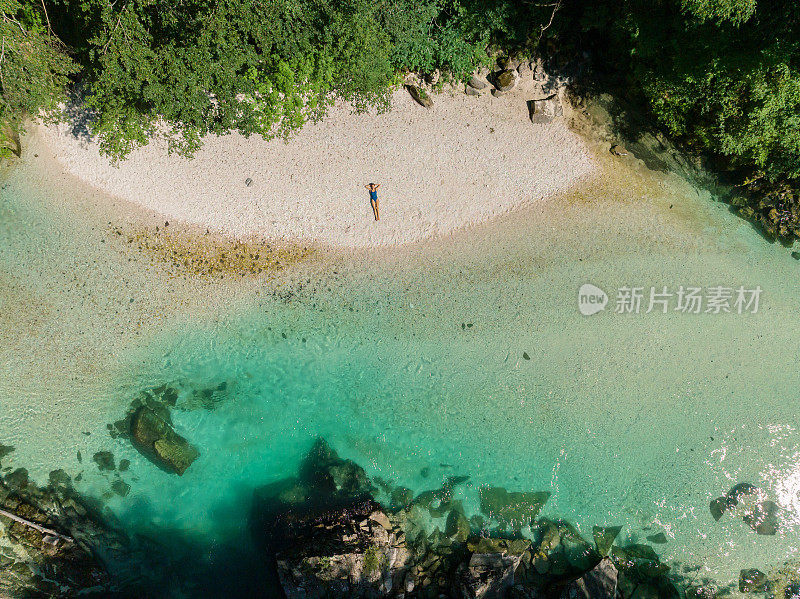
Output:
(0, 461), (134, 597)
(560, 558), (618, 599)
(458, 537), (530, 599)
(275, 500), (412, 599)
(256, 439), (686, 599)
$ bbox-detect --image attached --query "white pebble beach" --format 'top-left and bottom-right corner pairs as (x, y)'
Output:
(38, 82), (597, 248)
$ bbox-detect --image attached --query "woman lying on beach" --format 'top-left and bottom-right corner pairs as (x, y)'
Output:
(365, 182), (381, 221)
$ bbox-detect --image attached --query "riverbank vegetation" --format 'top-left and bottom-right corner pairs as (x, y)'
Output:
(3, 0), (799, 239)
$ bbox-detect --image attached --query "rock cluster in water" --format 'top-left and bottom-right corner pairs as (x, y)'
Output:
(251, 438), (690, 599)
(109, 383), (204, 475)
(0, 448), (129, 597)
(709, 482), (781, 535)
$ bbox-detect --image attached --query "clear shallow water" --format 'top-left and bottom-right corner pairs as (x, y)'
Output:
(1, 147), (800, 596)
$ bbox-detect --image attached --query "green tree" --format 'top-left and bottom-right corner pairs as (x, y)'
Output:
(0, 0), (77, 154)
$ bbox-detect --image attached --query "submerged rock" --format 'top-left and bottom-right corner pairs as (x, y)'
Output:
(0, 444), (14, 462)
(709, 497), (729, 521)
(93, 451), (116, 471)
(743, 500), (780, 535)
(130, 406), (199, 475)
(390, 486), (413, 508)
(111, 480), (131, 497)
(726, 482), (759, 506)
(445, 505), (470, 543)
(556, 520), (598, 571)
(645, 533), (667, 544)
(299, 438), (374, 499)
(593, 526), (622, 556)
(622, 544), (660, 562)
(739, 568), (767, 593)
(479, 486), (550, 530)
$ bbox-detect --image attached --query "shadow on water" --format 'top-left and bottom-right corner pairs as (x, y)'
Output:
(107, 482), (281, 598)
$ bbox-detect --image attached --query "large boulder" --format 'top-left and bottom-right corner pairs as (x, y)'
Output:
(274, 500), (412, 599)
(528, 94), (563, 124)
(130, 406), (199, 475)
(406, 85), (433, 108)
(468, 74), (489, 90)
(494, 70), (517, 92)
(458, 537), (530, 599)
(561, 558), (618, 599)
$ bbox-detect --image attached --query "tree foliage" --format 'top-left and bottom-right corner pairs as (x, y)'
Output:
(44, 0), (529, 159)
(0, 0), (76, 150)
(3, 0), (800, 208)
(563, 0), (800, 184)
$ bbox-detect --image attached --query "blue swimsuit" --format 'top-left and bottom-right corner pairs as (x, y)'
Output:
(369, 189), (378, 201)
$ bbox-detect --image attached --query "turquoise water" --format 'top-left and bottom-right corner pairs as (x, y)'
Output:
(2, 151), (800, 595)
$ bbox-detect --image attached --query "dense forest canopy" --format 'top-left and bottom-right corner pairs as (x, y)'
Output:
(3, 0), (799, 226)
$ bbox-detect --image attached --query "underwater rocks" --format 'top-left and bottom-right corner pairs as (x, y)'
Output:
(110, 384), (206, 475)
(256, 439), (677, 599)
(593, 526), (622, 557)
(479, 486), (550, 531)
(0, 467), (132, 597)
(740, 569), (767, 593)
(299, 438), (375, 499)
(743, 500), (780, 536)
(130, 406), (199, 475)
(0, 443), (14, 462)
(709, 482), (780, 535)
(92, 450), (116, 471)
